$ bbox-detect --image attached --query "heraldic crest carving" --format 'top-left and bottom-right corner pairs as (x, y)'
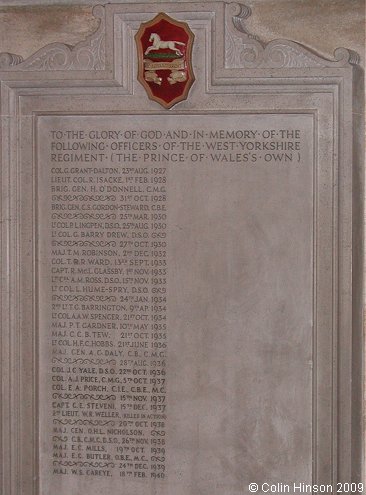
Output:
(135, 13), (195, 108)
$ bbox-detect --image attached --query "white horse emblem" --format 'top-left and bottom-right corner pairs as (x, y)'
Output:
(145, 33), (186, 56)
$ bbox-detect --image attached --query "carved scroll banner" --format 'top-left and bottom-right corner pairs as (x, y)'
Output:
(0, 2), (363, 495)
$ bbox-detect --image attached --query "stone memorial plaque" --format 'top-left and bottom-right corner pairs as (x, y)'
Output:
(0, 2), (363, 495)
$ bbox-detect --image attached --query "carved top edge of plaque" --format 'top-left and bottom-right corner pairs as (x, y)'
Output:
(225, 3), (360, 69)
(0, 2), (360, 72)
(0, 4), (106, 71)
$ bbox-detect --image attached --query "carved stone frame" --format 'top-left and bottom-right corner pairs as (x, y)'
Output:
(0, 2), (363, 493)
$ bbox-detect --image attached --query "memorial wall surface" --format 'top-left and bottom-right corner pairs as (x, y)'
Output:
(0, 2), (364, 495)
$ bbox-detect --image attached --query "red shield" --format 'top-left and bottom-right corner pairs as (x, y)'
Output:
(135, 13), (195, 109)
